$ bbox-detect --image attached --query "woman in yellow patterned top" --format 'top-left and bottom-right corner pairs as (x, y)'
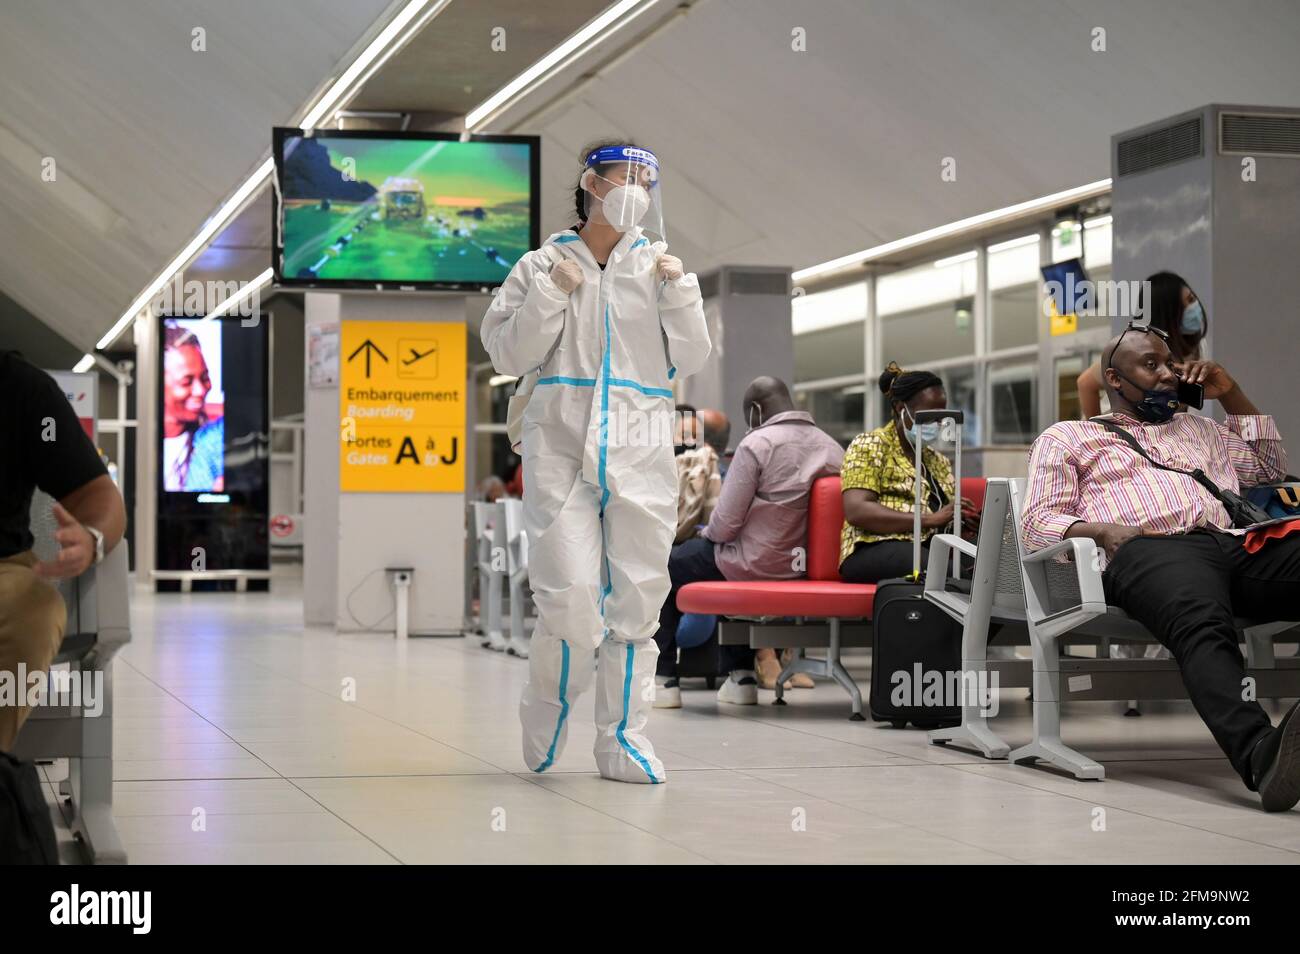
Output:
(839, 364), (975, 583)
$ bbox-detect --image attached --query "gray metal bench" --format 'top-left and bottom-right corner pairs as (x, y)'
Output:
(15, 490), (131, 863)
(923, 476), (1300, 780)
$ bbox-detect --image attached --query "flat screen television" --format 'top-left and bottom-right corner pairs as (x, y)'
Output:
(156, 316), (269, 578)
(272, 128), (540, 291)
(1040, 257), (1091, 316)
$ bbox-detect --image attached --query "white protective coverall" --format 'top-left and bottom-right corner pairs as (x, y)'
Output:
(481, 226), (711, 783)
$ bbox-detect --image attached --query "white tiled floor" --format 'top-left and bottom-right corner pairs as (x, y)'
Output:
(41, 567), (1300, 864)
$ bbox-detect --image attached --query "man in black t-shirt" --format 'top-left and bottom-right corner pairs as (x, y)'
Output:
(0, 350), (126, 751)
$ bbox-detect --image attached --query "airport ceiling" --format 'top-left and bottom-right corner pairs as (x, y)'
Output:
(2, 0), (1299, 358)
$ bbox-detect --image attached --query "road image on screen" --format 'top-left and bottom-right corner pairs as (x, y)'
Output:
(279, 136), (532, 285)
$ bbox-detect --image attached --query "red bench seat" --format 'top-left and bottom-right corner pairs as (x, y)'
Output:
(678, 475), (985, 620)
(678, 579), (875, 618)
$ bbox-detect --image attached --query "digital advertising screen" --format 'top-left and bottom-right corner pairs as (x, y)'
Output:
(272, 128), (540, 291)
(156, 316), (269, 577)
(161, 318), (224, 493)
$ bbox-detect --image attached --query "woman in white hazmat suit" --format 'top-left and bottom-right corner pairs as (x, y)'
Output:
(481, 140), (711, 783)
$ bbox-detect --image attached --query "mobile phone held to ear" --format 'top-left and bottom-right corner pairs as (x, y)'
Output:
(1177, 378), (1205, 409)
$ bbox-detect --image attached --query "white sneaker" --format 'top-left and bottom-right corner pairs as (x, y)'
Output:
(717, 672), (758, 705)
(653, 678), (681, 709)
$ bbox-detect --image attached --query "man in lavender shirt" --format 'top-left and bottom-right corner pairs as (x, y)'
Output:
(653, 377), (844, 707)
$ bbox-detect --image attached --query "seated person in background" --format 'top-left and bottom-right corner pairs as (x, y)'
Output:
(1022, 325), (1300, 812)
(653, 377), (843, 707)
(477, 475), (507, 502)
(1076, 271), (1206, 419)
(673, 404), (722, 544)
(840, 363), (976, 584)
(504, 457), (524, 497)
(697, 407), (732, 478)
(1, 351), (126, 752)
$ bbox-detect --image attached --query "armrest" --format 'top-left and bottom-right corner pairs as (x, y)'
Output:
(84, 542), (131, 667)
(929, 532), (977, 560)
(924, 533), (976, 597)
(1020, 536), (1108, 639)
(1021, 537), (1089, 564)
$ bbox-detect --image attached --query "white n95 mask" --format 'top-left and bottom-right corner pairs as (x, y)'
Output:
(602, 183), (650, 232)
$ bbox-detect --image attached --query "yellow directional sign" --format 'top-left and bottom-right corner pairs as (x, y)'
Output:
(1047, 298), (1078, 337)
(339, 320), (465, 492)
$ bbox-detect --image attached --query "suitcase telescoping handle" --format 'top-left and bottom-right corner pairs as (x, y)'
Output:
(910, 409), (964, 581)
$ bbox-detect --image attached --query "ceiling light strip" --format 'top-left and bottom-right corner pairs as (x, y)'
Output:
(465, 0), (650, 130)
(87, 0), (448, 360)
(203, 268), (275, 322)
(792, 178), (1112, 285)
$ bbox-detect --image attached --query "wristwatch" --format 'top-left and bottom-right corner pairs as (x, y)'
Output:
(84, 524), (105, 566)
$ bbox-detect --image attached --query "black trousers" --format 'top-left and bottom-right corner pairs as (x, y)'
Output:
(1102, 530), (1300, 788)
(653, 536), (754, 677)
(840, 540), (929, 584)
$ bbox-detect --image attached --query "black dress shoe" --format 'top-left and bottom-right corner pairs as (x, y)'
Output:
(1255, 698), (1300, 813)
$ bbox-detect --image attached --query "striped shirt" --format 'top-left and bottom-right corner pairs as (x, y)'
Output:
(1021, 411), (1287, 558)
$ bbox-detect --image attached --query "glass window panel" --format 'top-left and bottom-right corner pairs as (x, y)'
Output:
(1055, 354), (1083, 424)
(791, 282), (867, 334)
(990, 361), (1038, 444)
(878, 256), (977, 366)
(989, 240), (1041, 351)
(880, 302), (975, 365)
(795, 385), (863, 446)
(942, 363), (979, 447)
(794, 321), (864, 383)
(1080, 218), (1115, 332)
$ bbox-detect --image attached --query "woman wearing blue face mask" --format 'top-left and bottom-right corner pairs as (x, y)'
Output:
(838, 363), (977, 584)
(1078, 271), (1207, 419)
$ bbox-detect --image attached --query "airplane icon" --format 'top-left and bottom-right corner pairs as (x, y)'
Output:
(402, 346), (436, 366)
(396, 339), (438, 379)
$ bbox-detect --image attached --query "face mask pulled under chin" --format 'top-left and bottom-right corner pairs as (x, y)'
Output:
(1114, 371), (1180, 423)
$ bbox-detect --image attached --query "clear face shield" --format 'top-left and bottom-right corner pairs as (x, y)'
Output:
(580, 146), (664, 244)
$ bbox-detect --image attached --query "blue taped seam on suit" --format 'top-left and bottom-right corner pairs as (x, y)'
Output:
(537, 375), (598, 387)
(597, 301), (658, 782)
(598, 302), (613, 624)
(536, 377), (669, 397)
(535, 639), (570, 772)
(606, 377), (672, 398)
(551, 234), (581, 244)
(617, 643), (661, 783)
(630, 237), (647, 249)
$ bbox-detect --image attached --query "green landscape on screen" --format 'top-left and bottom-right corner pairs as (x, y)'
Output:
(280, 136), (532, 284)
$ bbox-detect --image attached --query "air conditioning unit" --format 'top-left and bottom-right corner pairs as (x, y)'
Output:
(1111, 103), (1300, 441)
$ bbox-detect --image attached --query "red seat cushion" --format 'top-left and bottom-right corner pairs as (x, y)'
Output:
(675, 474), (986, 621)
(678, 580), (876, 618)
(961, 476), (986, 512)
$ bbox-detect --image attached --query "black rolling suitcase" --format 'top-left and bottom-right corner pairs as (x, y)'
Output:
(868, 409), (965, 729)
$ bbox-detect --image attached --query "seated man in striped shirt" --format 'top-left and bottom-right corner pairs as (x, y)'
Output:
(1022, 324), (1300, 811)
